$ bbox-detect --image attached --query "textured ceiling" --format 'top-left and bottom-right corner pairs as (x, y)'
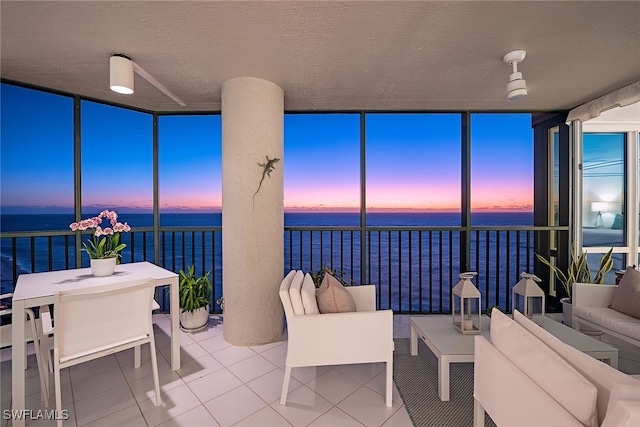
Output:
(1, 1), (639, 113)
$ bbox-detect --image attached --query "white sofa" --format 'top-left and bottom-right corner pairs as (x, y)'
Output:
(474, 309), (640, 427)
(572, 283), (640, 348)
(278, 270), (394, 407)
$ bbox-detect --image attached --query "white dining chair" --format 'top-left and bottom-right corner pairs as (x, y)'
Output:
(0, 293), (50, 407)
(47, 278), (162, 426)
(38, 298), (161, 371)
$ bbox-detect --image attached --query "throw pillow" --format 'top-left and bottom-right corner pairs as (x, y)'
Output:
(301, 273), (320, 314)
(288, 270), (305, 315)
(316, 273), (356, 314)
(610, 266), (640, 319)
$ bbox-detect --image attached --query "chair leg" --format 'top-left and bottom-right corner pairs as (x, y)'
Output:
(134, 345), (141, 368)
(148, 338), (163, 406)
(280, 366), (292, 405)
(385, 359), (393, 407)
(38, 305), (54, 372)
(26, 309), (49, 408)
(54, 356), (63, 427)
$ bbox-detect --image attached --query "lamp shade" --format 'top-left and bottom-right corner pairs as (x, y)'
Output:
(110, 55), (134, 94)
(591, 202), (609, 213)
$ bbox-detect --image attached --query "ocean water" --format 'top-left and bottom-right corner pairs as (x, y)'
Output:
(0, 211), (534, 312)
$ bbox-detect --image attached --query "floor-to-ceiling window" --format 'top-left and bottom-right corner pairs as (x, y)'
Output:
(470, 113), (534, 309)
(580, 101), (640, 281)
(157, 114), (222, 297)
(0, 84), (74, 280)
(283, 113), (360, 280)
(0, 81), (553, 314)
(80, 100), (153, 267)
(365, 113), (462, 312)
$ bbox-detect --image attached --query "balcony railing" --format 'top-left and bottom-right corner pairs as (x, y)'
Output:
(1, 224), (564, 317)
(285, 225), (561, 313)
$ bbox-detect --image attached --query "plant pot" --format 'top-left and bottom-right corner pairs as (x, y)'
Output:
(90, 257), (117, 277)
(180, 305), (209, 332)
(561, 297), (572, 327)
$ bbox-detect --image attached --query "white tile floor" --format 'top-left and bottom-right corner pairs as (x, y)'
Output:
(3, 314), (639, 427)
(1, 315), (414, 427)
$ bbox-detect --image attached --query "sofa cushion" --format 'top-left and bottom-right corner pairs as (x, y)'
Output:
(573, 306), (640, 341)
(301, 273), (320, 314)
(610, 267), (640, 319)
(316, 273), (356, 314)
(288, 271), (305, 315)
(491, 309), (598, 427)
(514, 310), (640, 424)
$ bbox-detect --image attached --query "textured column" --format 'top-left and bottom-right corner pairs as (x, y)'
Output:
(221, 77), (284, 346)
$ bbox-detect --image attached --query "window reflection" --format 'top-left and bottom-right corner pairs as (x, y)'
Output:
(582, 133), (625, 247)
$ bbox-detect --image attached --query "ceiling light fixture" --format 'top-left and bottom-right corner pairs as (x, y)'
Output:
(109, 53), (186, 106)
(502, 50), (527, 102)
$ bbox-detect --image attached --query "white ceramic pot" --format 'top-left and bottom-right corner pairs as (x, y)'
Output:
(180, 305), (209, 331)
(561, 297), (572, 327)
(90, 257), (117, 277)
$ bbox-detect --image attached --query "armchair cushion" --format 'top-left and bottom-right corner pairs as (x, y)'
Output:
(289, 271), (305, 315)
(301, 273), (320, 314)
(610, 267), (640, 319)
(316, 273), (356, 314)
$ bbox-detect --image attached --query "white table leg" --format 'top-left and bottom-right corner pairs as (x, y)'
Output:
(170, 278), (180, 371)
(12, 300), (26, 427)
(410, 325), (418, 356)
(438, 355), (451, 401)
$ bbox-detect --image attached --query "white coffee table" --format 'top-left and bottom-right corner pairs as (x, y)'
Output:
(409, 315), (618, 401)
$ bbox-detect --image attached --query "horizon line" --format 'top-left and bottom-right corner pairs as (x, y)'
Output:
(1, 205), (534, 214)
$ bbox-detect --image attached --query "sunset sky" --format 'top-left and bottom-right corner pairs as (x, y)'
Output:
(1, 83), (534, 214)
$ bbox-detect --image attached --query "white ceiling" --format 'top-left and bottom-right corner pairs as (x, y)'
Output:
(1, 1), (639, 113)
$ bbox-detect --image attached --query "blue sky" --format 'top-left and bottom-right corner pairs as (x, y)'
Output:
(1, 83), (534, 214)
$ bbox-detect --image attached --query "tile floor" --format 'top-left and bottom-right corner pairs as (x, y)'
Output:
(2, 314), (639, 427)
(1, 315), (414, 427)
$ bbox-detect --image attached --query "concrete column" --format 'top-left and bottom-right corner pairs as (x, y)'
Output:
(221, 77), (284, 346)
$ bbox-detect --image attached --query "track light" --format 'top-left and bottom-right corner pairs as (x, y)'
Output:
(502, 50), (527, 102)
(109, 53), (186, 106)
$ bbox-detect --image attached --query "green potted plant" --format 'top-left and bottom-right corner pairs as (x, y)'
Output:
(310, 265), (354, 288)
(179, 264), (212, 331)
(536, 246), (613, 326)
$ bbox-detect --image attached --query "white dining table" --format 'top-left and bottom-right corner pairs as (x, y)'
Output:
(11, 261), (180, 427)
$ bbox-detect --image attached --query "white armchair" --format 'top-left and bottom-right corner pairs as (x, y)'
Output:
(279, 270), (394, 407)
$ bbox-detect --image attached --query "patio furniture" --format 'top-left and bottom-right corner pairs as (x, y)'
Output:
(279, 270), (394, 407)
(48, 277), (163, 427)
(11, 261), (179, 427)
(474, 309), (640, 427)
(573, 282), (640, 349)
(410, 314), (618, 402)
(0, 293), (50, 407)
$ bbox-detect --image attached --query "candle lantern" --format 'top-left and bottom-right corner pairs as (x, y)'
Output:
(512, 272), (545, 325)
(452, 272), (481, 334)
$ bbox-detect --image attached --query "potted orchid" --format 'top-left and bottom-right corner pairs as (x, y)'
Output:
(69, 210), (131, 276)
